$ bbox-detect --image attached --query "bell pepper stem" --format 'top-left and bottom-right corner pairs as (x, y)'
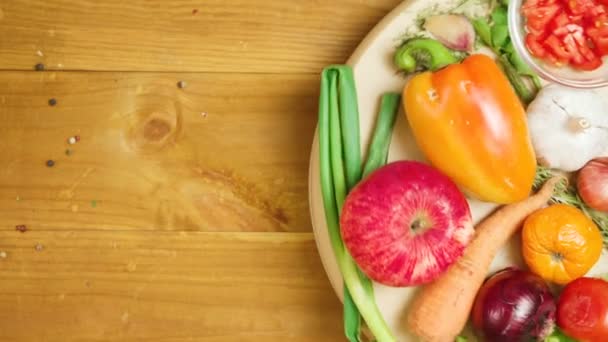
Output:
(394, 38), (459, 73)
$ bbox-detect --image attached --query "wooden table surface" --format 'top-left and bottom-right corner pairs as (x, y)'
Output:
(0, 1), (402, 340)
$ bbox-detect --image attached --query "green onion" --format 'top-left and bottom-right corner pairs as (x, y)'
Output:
(343, 286), (362, 342)
(329, 72), (347, 211)
(336, 68), (363, 191)
(363, 93), (401, 178)
(319, 65), (396, 342)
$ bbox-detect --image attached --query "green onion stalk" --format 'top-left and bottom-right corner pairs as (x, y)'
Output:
(319, 65), (400, 342)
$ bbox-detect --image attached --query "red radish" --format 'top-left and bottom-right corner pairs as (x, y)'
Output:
(340, 160), (474, 287)
(578, 157), (608, 212)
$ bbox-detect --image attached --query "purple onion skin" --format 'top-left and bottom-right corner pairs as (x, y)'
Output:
(472, 268), (557, 342)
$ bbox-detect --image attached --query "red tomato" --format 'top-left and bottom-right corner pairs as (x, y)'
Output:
(553, 11), (574, 28)
(594, 13), (608, 26)
(526, 34), (549, 57)
(574, 57), (603, 69)
(523, 0), (608, 71)
(557, 277), (608, 342)
(567, 0), (599, 15)
(546, 35), (575, 60)
(523, 3), (561, 23)
(527, 5), (561, 35)
(590, 4), (607, 16)
(588, 26), (608, 54)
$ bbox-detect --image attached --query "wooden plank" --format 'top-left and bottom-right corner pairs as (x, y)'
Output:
(0, 71), (318, 232)
(0, 0), (401, 73)
(0, 231), (343, 341)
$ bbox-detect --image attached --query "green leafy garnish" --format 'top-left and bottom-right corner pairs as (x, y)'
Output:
(471, 2), (541, 104)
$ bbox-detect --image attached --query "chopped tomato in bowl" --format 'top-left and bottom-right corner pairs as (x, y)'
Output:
(522, 0), (608, 71)
(509, 0), (608, 87)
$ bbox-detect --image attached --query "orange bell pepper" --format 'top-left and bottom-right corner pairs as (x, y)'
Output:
(403, 53), (537, 204)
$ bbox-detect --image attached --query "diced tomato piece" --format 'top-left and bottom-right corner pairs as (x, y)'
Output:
(553, 23), (584, 37)
(527, 21), (548, 37)
(579, 39), (597, 60)
(570, 14), (585, 23)
(553, 11), (572, 27)
(587, 25), (608, 36)
(544, 52), (569, 66)
(588, 26), (608, 54)
(590, 13), (608, 27)
(573, 57), (603, 70)
(523, 3), (561, 22)
(522, 0), (542, 12)
(526, 34), (549, 58)
(593, 39), (608, 55)
(591, 5), (607, 16)
(563, 35), (586, 63)
(525, 4), (562, 38)
(567, 0), (599, 16)
(545, 35), (571, 60)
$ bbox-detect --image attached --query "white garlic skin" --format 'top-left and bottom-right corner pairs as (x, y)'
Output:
(526, 84), (608, 172)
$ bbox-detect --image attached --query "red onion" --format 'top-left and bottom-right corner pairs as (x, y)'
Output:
(578, 157), (608, 212)
(472, 268), (556, 342)
(423, 14), (476, 52)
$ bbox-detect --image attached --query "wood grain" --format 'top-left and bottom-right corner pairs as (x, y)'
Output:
(0, 71), (318, 232)
(0, 0), (395, 339)
(0, 0), (401, 73)
(0, 231), (343, 341)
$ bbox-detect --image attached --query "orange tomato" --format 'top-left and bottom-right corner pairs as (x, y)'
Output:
(522, 204), (602, 285)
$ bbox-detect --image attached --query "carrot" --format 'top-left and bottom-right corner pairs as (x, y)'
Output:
(406, 176), (563, 342)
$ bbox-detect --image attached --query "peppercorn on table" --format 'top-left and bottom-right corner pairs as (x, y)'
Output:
(0, 0), (403, 340)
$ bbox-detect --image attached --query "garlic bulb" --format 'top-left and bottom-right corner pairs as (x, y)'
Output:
(526, 84), (608, 172)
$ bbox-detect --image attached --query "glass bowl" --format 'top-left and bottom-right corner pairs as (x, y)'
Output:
(508, 0), (608, 88)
